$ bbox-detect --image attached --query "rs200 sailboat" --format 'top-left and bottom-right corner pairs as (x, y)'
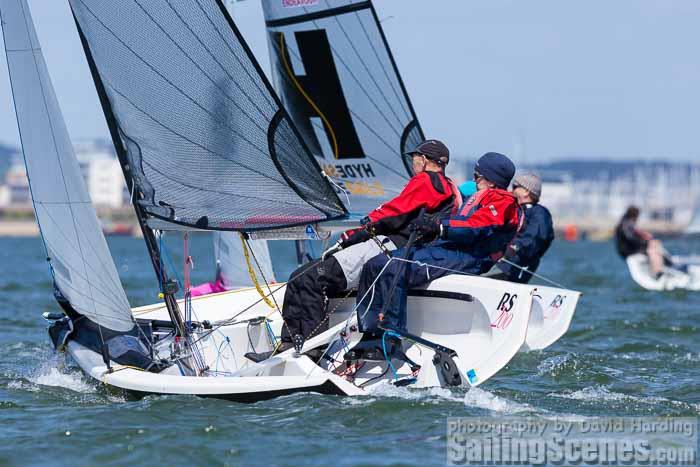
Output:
(2, 0), (577, 401)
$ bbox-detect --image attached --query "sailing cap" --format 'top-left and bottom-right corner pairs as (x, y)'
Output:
(513, 172), (542, 199)
(474, 152), (515, 189)
(404, 139), (449, 166)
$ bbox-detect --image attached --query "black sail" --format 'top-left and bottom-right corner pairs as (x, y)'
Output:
(68, 0), (347, 231)
(263, 0), (425, 215)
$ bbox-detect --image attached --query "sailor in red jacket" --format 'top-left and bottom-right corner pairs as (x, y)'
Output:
(247, 140), (459, 360)
(356, 152), (521, 334)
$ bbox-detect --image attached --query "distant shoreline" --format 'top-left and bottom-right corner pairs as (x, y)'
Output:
(0, 220), (39, 237)
(0, 219), (688, 241)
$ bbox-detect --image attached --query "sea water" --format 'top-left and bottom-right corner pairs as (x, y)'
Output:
(0, 235), (698, 465)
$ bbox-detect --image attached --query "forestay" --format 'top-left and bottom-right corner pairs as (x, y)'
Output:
(68, 0), (346, 231)
(263, 0), (424, 215)
(1, 0), (133, 332)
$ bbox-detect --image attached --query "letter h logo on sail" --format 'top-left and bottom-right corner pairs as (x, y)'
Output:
(272, 30), (365, 160)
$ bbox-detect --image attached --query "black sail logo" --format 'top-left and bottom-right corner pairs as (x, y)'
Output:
(273, 30), (364, 160)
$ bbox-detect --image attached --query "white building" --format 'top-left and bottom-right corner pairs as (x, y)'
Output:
(85, 156), (125, 208)
(4, 162), (30, 206)
(75, 142), (126, 208)
(1, 142), (127, 209)
(0, 185), (10, 207)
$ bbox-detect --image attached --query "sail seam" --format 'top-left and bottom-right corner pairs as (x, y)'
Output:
(272, 38), (410, 180)
(352, 10), (411, 120)
(20, 0), (129, 324)
(326, 2), (406, 132)
(137, 0), (272, 131)
(265, 1), (371, 27)
(278, 32), (339, 159)
(39, 207), (132, 311)
(76, 2), (293, 182)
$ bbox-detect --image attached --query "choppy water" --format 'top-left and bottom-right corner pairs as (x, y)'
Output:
(0, 235), (698, 466)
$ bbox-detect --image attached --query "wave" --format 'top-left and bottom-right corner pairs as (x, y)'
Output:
(550, 385), (699, 413)
(463, 387), (532, 414)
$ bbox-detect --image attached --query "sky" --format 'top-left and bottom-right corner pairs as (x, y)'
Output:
(1, 0), (699, 163)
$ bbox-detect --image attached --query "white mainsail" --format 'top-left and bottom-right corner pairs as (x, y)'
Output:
(1, 0), (133, 332)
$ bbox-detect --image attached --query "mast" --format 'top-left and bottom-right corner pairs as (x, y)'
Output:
(72, 17), (187, 337)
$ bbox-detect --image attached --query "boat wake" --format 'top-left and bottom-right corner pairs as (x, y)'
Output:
(5, 352), (96, 395)
(363, 381), (462, 403)
(551, 385), (700, 414)
(463, 387), (533, 414)
(31, 365), (95, 393)
(536, 353), (579, 377)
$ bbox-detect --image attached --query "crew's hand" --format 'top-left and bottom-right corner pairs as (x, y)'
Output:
(338, 226), (371, 249)
(409, 216), (440, 243)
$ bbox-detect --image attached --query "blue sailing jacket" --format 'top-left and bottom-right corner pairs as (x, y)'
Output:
(499, 203), (554, 283)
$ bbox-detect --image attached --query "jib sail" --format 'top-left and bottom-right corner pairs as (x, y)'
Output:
(1, 0), (133, 332)
(263, 0), (425, 215)
(68, 0), (347, 232)
(214, 232), (276, 289)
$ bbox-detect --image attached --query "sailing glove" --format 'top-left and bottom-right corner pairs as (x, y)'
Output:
(338, 226), (372, 249)
(409, 216), (442, 243)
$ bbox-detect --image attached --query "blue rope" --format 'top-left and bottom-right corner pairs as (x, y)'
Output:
(382, 330), (402, 381)
(264, 319), (278, 349)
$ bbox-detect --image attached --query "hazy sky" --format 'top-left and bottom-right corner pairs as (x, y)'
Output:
(1, 0), (699, 163)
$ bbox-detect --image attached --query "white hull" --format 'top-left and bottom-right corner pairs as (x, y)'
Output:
(521, 285), (581, 352)
(626, 254), (700, 291)
(63, 275), (543, 400)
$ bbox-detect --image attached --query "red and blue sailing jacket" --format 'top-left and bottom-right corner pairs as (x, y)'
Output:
(439, 188), (521, 259)
(365, 171), (460, 247)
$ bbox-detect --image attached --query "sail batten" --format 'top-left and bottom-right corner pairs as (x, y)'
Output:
(1, 0), (133, 332)
(263, 0), (425, 215)
(69, 0), (346, 232)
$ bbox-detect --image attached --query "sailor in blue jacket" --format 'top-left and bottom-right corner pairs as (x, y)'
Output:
(494, 172), (554, 283)
(356, 152), (521, 333)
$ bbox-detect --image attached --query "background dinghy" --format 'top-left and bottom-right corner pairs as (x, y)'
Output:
(626, 253), (700, 291)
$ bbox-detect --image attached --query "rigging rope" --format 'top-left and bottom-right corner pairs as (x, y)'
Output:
(239, 233), (276, 309)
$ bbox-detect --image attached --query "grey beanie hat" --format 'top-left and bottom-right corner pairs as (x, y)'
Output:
(513, 172), (542, 199)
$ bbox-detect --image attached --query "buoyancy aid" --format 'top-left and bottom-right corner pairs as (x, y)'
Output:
(440, 188), (521, 259)
(367, 171), (459, 247)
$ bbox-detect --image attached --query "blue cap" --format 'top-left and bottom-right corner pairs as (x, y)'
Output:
(474, 152), (515, 189)
(458, 181), (477, 198)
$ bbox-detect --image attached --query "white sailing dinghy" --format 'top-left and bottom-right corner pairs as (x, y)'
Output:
(626, 254), (700, 291)
(3, 0), (544, 401)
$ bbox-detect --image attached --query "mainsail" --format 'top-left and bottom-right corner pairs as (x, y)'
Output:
(687, 201), (700, 235)
(68, 0), (346, 232)
(263, 0), (425, 215)
(1, 0), (133, 332)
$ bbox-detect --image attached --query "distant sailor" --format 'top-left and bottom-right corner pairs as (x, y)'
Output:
(487, 172), (554, 283)
(247, 140), (460, 360)
(614, 206), (666, 278)
(356, 152), (521, 334)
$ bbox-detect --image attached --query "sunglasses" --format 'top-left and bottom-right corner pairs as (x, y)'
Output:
(473, 171), (483, 181)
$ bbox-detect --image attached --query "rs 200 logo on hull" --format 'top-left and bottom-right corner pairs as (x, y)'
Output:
(491, 292), (517, 329)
